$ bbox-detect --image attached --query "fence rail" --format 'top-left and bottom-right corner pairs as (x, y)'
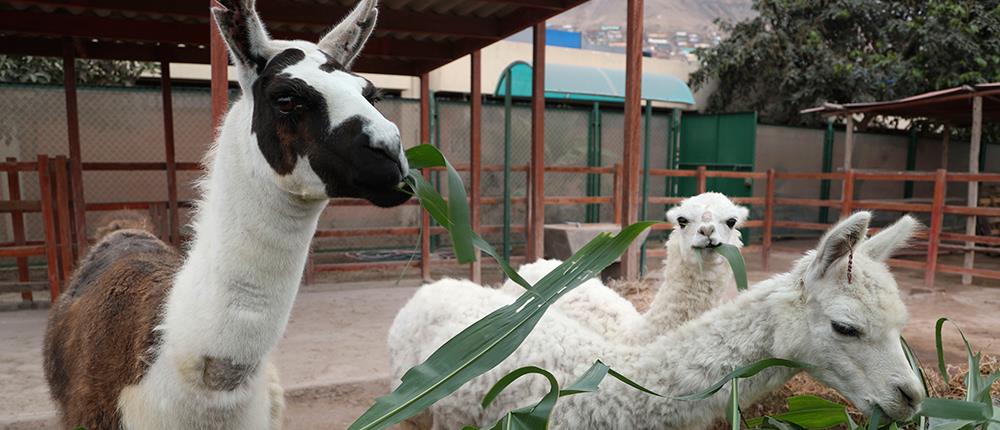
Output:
(1, 160), (997, 305)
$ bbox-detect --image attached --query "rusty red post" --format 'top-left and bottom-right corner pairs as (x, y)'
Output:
(7, 157), (30, 301)
(763, 169), (776, 271)
(470, 50), (483, 283)
(925, 169), (947, 290)
(527, 23), (546, 262)
(161, 60), (181, 246)
(420, 73), (432, 282)
(619, 0), (645, 280)
(210, 0), (229, 130)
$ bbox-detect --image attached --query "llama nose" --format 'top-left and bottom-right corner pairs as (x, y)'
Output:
(896, 384), (922, 408)
(698, 225), (715, 237)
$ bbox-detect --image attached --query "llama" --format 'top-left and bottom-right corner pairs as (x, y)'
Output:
(42, 1), (407, 429)
(389, 212), (925, 429)
(497, 192), (748, 339)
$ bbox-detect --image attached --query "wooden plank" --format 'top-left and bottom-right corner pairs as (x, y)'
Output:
(853, 171), (937, 182)
(773, 220), (832, 231)
(943, 206), (1000, 217)
(763, 169), (775, 271)
(886, 258), (925, 270)
(925, 169), (947, 290)
(947, 172), (1000, 183)
(62, 44), (88, 259)
(0, 201), (42, 212)
(647, 196), (684, 205)
(53, 156), (74, 287)
(774, 198), (842, 208)
(939, 232), (1000, 246)
(646, 168), (697, 178)
(936, 263), (1000, 280)
(0, 245), (47, 257)
(841, 169), (855, 217)
(851, 200), (932, 213)
(419, 73), (431, 282)
(527, 23), (546, 262)
(696, 166), (708, 194)
(730, 197), (765, 205)
(210, 0), (228, 130)
(618, 0), (644, 280)
(941, 123), (950, 169)
(774, 171), (846, 181)
(315, 227), (421, 238)
(844, 115), (854, 171)
(612, 164), (623, 225)
(704, 170), (768, 179)
(161, 59), (181, 246)
(546, 165), (616, 174)
(37, 156), (60, 300)
(470, 49), (482, 283)
(963, 96), (982, 285)
(6, 157), (31, 301)
(543, 197), (612, 205)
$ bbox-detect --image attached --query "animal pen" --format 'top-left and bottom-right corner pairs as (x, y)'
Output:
(1, 0), (999, 309)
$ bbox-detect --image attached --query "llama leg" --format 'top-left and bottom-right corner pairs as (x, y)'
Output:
(266, 361), (286, 429)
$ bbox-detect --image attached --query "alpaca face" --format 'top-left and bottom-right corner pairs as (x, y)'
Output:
(794, 213), (924, 421)
(213, 0), (409, 208)
(666, 192), (749, 265)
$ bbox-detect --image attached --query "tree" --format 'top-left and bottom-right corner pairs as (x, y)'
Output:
(0, 55), (157, 86)
(690, 0), (1000, 127)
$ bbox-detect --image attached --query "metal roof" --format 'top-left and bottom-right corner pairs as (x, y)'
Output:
(801, 83), (1000, 125)
(494, 61), (696, 107)
(0, 0), (588, 76)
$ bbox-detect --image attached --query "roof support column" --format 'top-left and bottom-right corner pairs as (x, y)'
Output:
(62, 41), (87, 258)
(619, 0), (644, 280)
(941, 123), (951, 170)
(160, 60), (180, 246)
(210, 0), (228, 130)
(469, 50), (483, 283)
(843, 114), (854, 172)
(963, 96), (982, 285)
(420, 73), (432, 282)
(527, 23), (546, 262)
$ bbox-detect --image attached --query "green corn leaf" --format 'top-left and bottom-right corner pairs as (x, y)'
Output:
(404, 144), (473, 263)
(676, 358), (810, 401)
(926, 421), (974, 430)
(559, 360), (663, 397)
(729, 377), (741, 430)
(746, 395), (852, 429)
(934, 318), (976, 385)
(348, 221), (657, 430)
(901, 337), (930, 398)
(867, 406), (884, 430)
(752, 416), (809, 430)
(918, 398), (993, 422)
(477, 366), (560, 429)
(713, 243), (748, 291)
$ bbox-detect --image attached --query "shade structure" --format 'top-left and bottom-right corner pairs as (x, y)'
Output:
(495, 61), (696, 107)
(801, 83), (1000, 125)
(0, 0), (587, 76)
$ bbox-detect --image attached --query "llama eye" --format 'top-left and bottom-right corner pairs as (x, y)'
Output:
(831, 321), (861, 338)
(274, 96), (301, 114)
(726, 218), (737, 228)
(676, 217), (689, 228)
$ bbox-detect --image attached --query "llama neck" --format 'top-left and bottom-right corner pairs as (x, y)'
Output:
(632, 236), (735, 338)
(620, 274), (806, 427)
(161, 99), (327, 365)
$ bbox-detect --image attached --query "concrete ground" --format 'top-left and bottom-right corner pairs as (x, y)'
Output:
(1, 244), (998, 429)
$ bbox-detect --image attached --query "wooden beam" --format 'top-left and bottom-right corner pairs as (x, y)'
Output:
(210, 0), (228, 130)
(37, 156), (61, 301)
(619, 0), (644, 280)
(473, 0), (568, 10)
(5, 0), (504, 40)
(62, 41), (87, 259)
(161, 60), (180, 246)
(527, 23), (546, 262)
(963, 96), (982, 285)
(926, 169), (947, 290)
(470, 50), (483, 283)
(420, 73), (432, 282)
(941, 123), (950, 169)
(843, 115), (854, 171)
(6, 157), (31, 302)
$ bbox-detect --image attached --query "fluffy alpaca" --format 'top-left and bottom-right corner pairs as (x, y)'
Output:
(498, 192), (748, 339)
(389, 213), (925, 429)
(42, 1), (408, 429)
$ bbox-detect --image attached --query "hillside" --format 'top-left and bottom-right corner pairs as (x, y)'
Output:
(551, 0), (755, 33)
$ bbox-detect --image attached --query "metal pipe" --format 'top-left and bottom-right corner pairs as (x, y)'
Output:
(502, 68), (513, 262)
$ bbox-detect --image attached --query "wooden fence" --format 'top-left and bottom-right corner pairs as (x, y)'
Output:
(1, 160), (997, 305)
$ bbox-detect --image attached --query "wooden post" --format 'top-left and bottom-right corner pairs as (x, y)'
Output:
(926, 169), (947, 290)
(619, 0), (644, 280)
(843, 115), (854, 172)
(37, 156), (61, 301)
(160, 60), (181, 246)
(763, 169), (776, 271)
(696, 166), (708, 194)
(210, 0), (229, 130)
(6, 158), (30, 302)
(53, 157), (74, 287)
(469, 50), (483, 283)
(963, 96), (982, 285)
(527, 23), (546, 262)
(841, 170), (855, 217)
(941, 123), (950, 170)
(62, 42), (87, 259)
(612, 164), (623, 225)
(420, 73), (432, 282)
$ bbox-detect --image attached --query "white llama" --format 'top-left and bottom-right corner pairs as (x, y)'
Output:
(42, 1), (406, 429)
(389, 212), (925, 429)
(498, 192), (748, 339)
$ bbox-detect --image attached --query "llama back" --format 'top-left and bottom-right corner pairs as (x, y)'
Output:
(43, 224), (182, 429)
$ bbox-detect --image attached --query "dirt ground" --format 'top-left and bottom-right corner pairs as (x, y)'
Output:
(0, 240), (997, 429)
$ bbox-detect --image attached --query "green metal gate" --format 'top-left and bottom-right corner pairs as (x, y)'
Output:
(674, 112), (757, 198)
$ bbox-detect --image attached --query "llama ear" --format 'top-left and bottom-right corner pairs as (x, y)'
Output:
(318, 0), (378, 69)
(211, 0), (274, 74)
(736, 205), (750, 222)
(807, 212), (871, 279)
(860, 215), (920, 262)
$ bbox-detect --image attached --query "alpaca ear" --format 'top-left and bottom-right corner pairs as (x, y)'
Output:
(860, 215), (920, 262)
(318, 0), (378, 69)
(736, 205), (750, 223)
(211, 0), (274, 74)
(807, 212), (871, 279)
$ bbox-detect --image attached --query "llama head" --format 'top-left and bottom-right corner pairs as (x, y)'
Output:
(791, 212), (924, 420)
(665, 192), (749, 266)
(212, 0), (409, 207)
